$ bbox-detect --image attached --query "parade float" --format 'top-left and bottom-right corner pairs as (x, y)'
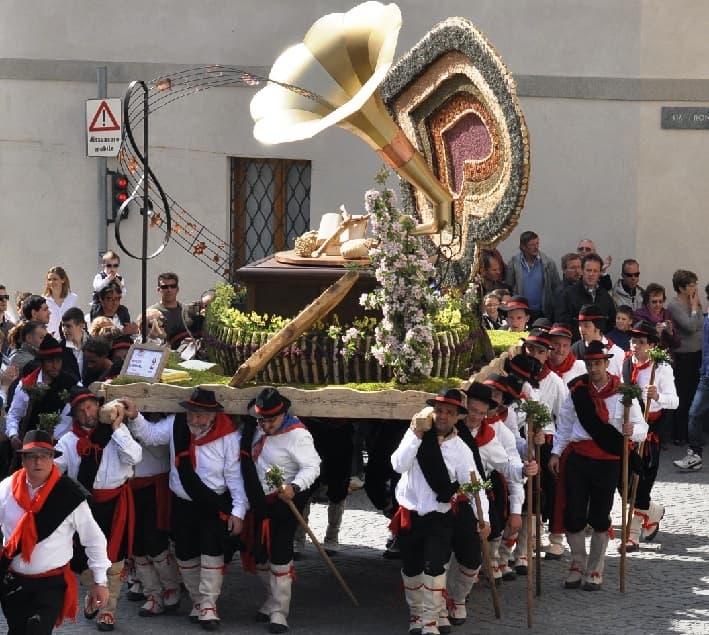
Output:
(104, 1), (530, 418)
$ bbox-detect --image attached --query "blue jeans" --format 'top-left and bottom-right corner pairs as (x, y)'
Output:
(687, 374), (709, 456)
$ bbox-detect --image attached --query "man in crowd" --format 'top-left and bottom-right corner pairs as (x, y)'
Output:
(149, 273), (191, 349)
(499, 295), (531, 333)
(570, 304), (624, 377)
(560, 253), (582, 289)
(90, 283), (139, 336)
(0, 284), (14, 357)
(576, 239), (612, 290)
(549, 341), (646, 591)
(55, 387), (143, 631)
(390, 389), (488, 635)
(505, 231), (561, 320)
(240, 387), (321, 634)
(612, 259), (644, 311)
(126, 388), (247, 631)
(0, 429), (111, 633)
(82, 336), (114, 386)
(555, 254), (616, 339)
(21, 295), (51, 326)
(546, 323), (587, 384)
(59, 306), (87, 380)
(6, 334), (77, 453)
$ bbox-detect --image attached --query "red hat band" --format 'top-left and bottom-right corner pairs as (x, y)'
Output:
(21, 441), (55, 453)
(550, 327), (573, 338)
(578, 313), (605, 321)
(433, 395), (464, 409)
(70, 392), (96, 409)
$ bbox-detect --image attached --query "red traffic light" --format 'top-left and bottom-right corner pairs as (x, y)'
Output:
(116, 192), (129, 203)
(115, 176), (128, 189)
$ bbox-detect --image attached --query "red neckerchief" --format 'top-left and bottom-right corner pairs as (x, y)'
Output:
(473, 421), (496, 446)
(483, 407), (507, 427)
(631, 357), (652, 385)
(72, 422), (103, 462)
(4, 465), (62, 563)
(177, 413), (235, 469)
(252, 416), (307, 462)
(587, 375), (621, 423)
(21, 367), (41, 389)
(537, 365), (551, 381)
(604, 336), (615, 349)
(548, 352), (577, 377)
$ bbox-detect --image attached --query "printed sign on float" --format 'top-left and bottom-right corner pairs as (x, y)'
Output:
(86, 98), (122, 157)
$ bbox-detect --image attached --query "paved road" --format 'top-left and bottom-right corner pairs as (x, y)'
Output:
(7, 445), (709, 635)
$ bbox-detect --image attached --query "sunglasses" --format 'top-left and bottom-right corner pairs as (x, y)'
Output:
(159, 284), (178, 290)
(577, 247), (594, 253)
(0, 295), (8, 301)
(623, 272), (640, 278)
(256, 416), (279, 424)
(103, 263), (119, 268)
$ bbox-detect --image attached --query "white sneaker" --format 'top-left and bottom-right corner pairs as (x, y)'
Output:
(673, 450), (702, 471)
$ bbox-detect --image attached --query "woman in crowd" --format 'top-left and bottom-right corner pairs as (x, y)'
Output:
(43, 266), (79, 339)
(667, 270), (704, 445)
(482, 292), (507, 330)
(633, 283), (680, 350)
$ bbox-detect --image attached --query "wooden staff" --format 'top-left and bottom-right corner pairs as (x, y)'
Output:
(626, 363), (656, 542)
(534, 441), (542, 597)
(526, 417), (534, 627)
(281, 492), (359, 607)
(469, 471), (501, 619)
(620, 403), (630, 593)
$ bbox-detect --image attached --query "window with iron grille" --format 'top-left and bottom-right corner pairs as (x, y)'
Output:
(230, 157), (311, 272)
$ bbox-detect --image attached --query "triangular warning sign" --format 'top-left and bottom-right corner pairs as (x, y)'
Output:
(89, 100), (120, 132)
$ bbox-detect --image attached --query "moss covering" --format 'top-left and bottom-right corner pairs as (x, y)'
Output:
(487, 329), (526, 355)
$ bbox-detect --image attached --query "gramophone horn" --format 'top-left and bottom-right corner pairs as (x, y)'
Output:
(250, 1), (452, 234)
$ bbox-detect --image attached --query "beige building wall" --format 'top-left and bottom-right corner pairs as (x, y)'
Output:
(0, 0), (707, 313)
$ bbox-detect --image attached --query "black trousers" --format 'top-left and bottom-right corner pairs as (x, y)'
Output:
(132, 483), (170, 558)
(398, 510), (454, 577)
(450, 504), (482, 570)
(540, 441), (557, 523)
(617, 438), (661, 511)
(363, 421), (407, 510)
(264, 491), (311, 565)
(172, 494), (229, 561)
(305, 418), (353, 504)
(564, 452), (619, 533)
(0, 571), (66, 635)
(673, 351), (701, 442)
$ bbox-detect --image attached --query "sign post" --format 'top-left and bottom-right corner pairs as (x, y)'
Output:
(86, 98), (122, 157)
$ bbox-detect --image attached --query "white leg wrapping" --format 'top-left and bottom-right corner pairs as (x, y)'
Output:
(151, 549), (181, 609)
(402, 571), (424, 634)
(324, 500), (345, 552)
(499, 532), (518, 578)
(269, 561), (295, 629)
(198, 555), (224, 623)
(643, 501), (665, 541)
(257, 563), (276, 618)
(565, 531), (587, 588)
(422, 573), (446, 635)
(177, 557), (202, 616)
(447, 563), (479, 623)
(135, 556), (164, 615)
(584, 531), (609, 590)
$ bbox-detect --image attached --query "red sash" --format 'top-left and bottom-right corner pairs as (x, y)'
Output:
(129, 473), (171, 532)
(93, 484), (135, 561)
(12, 563), (78, 627)
(388, 506), (412, 535)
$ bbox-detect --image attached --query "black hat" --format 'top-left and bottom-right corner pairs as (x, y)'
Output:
(69, 386), (99, 412)
(111, 334), (134, 352)
(531, 318), (552, 332)
(179, 387), (224, 412)
(16, 429), (62, 457)
(499, 295), (530, 314)
(483, 373), (524, 404)
(630, 320), (659, 344)
(247, 387), (291, 419)
(549, 323), (574, 339)
(582, 340), (613, 360)
(524, 328), (553, 351)
(465, 382), (498, 409)
(35, 334), (64, 360)
(425, 388), (467, 415)
(504, 354), (543, 388)
(576, 303), (607, 322)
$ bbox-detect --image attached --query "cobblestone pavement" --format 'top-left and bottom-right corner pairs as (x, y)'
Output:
(7, 446), (708, 635)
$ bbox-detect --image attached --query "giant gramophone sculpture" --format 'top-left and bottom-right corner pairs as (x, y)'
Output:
(250, 1), (529, 281)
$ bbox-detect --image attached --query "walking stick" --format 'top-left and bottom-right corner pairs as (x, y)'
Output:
(264, 467), (358, 607)
(283, 497), (359, 607)
(526, 417), (534, 627)
(534, 442), (542, 597)
(468, 472), (501, 619)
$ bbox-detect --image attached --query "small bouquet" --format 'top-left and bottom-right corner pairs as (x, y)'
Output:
(459, 478), (492, 498)
(37, 411), (61, 434)
(25, 383), (50, 405)
(265, 465), (285, 490)
(648, 347), (673, 366)
(515, 399), (552, 432)
(616, 383), (643, 406)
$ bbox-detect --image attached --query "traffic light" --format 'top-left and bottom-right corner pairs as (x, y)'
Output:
(111, 172), (129, 218)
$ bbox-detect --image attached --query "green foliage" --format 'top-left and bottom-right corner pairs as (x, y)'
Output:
(265, 465), (285, 490)
(487, 329), (526, 354)
(207, 283), (289, 334)
(37, 411), (61, 434)
(617, 383), (643, 405)
(515, 400), (552, 431)
(648, 347), (673, 365)
(459, 479), (492, 497)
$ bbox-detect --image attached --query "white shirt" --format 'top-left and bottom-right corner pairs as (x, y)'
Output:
(392, 428), (489, 522)
(536, 370), (568, 434)
(55, 423), (142, 489)
(253, 422), (320, 494)
(5, 370), (73, 438)
(45, 292), (79, 339)
(0, 475), (110, 583)
(135, 440), (171, 477)
(550, 357), (587, 385)
(552, 378), (648, 456)
(128, 414), (249, 519)
(630, 359), (679, 415)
